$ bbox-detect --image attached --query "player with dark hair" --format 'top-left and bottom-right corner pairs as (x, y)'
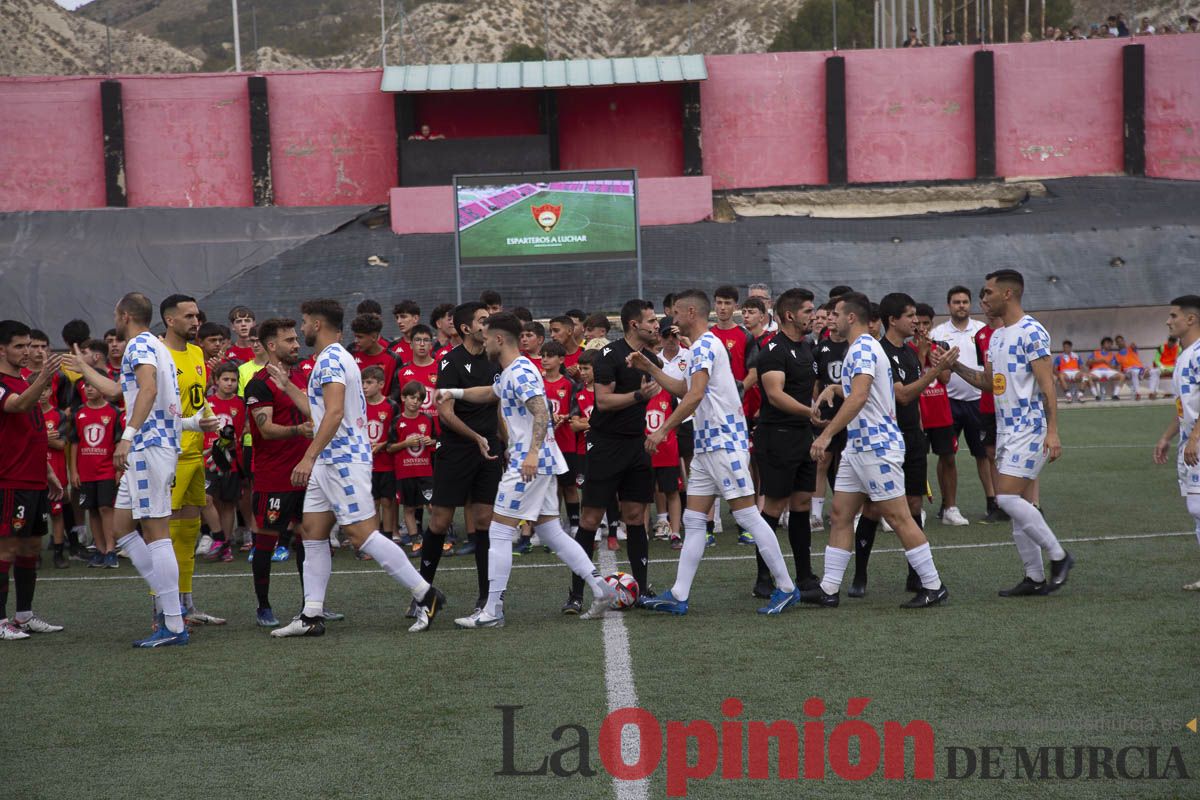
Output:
(391, 300), (421, 364)
(949, 270), (1074, 596)
(751, 288), (821, 595)
(160, 293), (225, 626)
(441, 313), (615, 628)
(243, 318), (323, 627)
(226, 306), (257, 363)
(548, 315), (583, 378)
(1155, 295), (1200, 591)
(566, 298), (662, 609)
(850, 293), (959, 597)
(0, 320), (66, 639)
(418, 301), (502, 619)
(807, 293), (950, 609)
(272, 299), (444, 637)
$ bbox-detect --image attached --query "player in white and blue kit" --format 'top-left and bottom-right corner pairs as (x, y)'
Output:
(951, 270), (1074, 596)
(1154, 295), (1200, 591)
(438, 313), (615, 629)
(808, 292), (949, 609)
(72, 293), (218, 647)
(272, 299), (446, 638)
(631, 289), (800, 616)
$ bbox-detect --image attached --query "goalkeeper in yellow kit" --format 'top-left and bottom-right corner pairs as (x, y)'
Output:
(160, 295), (226, 625)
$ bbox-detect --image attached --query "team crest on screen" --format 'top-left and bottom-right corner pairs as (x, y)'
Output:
(531, 203), (563, 233)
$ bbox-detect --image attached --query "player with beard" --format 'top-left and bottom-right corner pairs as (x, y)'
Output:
(443, 313), (616, 628)
(806, 293), (949, 609)
(243, 318), (325, 628)
(272, 299), (445, 637)
(567, 299), (662, 610)
(848, 293), (959, 597)
(417, 302), (502, 618)
(948, 271), (1074, 596)
(160, 294), (226, 626)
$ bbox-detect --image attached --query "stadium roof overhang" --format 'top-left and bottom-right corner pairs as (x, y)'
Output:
(380, 55), (707, 93)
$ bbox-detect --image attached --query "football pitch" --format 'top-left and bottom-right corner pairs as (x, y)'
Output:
(12, 404), (1200, 799)
(458, 190), (637, 260)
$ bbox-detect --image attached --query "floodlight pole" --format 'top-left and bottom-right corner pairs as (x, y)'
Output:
(634, 170), (643, 300)
(232, 0), (242, 72)
(380, 0), (387, 67)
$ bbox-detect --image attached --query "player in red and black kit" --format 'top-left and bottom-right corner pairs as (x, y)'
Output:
(226, 306), (257, 364)
(711, 286), (757, 388)
(204, 362), (247, 562)
(569, 299), (662, 607)
(0, 320), (66, 639)
(243, 318), (322, 629)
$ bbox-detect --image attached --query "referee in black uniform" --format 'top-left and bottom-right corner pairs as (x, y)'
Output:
(419, 301), (501, 614)
(566, 299), (662, 610)
(753, 289), (821, 596)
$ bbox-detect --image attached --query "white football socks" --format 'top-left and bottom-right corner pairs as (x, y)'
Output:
(820, 546), (853, 596)
(360, 531), (430, 600)
(996, 494), (1065, 561)
(534, 519), (606, 595)
(731, 506), (796, 594)
(301, 539), (332, 619)
(902, 542), (942, 590)
(486, 521), (517, 617)
(1187, 495), (1200, 547)
(670, 509), (709, 601)
(812, 498), (825, 519)
(147, 538), (183, 633)
(117, 531), (155, 584)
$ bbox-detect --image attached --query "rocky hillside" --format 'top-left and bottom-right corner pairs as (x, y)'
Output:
(72, 0), (803, 72)
(1, 0), (198, 75)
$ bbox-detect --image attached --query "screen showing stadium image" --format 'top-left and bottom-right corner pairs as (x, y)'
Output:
(454, 169), (639, 267)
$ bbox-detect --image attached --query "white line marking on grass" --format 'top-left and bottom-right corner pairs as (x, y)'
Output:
(596, 545), (648, 800)
(37, 530), (1196, 583)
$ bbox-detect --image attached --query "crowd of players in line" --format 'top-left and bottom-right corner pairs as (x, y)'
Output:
(2, 276), (1199, 644)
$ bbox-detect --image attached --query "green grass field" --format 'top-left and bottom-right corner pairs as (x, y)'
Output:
(12, 404), (1200, 799)
(459, 190), (636, 260)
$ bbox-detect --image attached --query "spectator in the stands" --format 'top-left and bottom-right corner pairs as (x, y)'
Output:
(1138, 17), (1155, 34)
(941, 28), (961, 44)
(902, 27), (926, 46)
(1188, 16), (1199, 32)
(408, 124), (445, 141)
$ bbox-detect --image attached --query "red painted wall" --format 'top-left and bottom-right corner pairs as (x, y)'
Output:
(413, 90), (542, 138)
(845, 46), (976, 183)
(1145, 35), (1200, 181)
(557, 84), (683, 178)
(3, 44), (1200, 212)
(701, 52), (828, 189)
(266, 70), (398, 206)
(0, 77), (105, 211)
(993, 39), (1125, 179)
(121, 75), (253, 207)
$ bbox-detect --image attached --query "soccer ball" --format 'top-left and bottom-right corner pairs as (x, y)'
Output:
(605, 572), (640, 610)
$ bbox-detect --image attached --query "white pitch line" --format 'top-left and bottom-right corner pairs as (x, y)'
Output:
(596, 545), (648, 800)
(37, 530), (1195, 583)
